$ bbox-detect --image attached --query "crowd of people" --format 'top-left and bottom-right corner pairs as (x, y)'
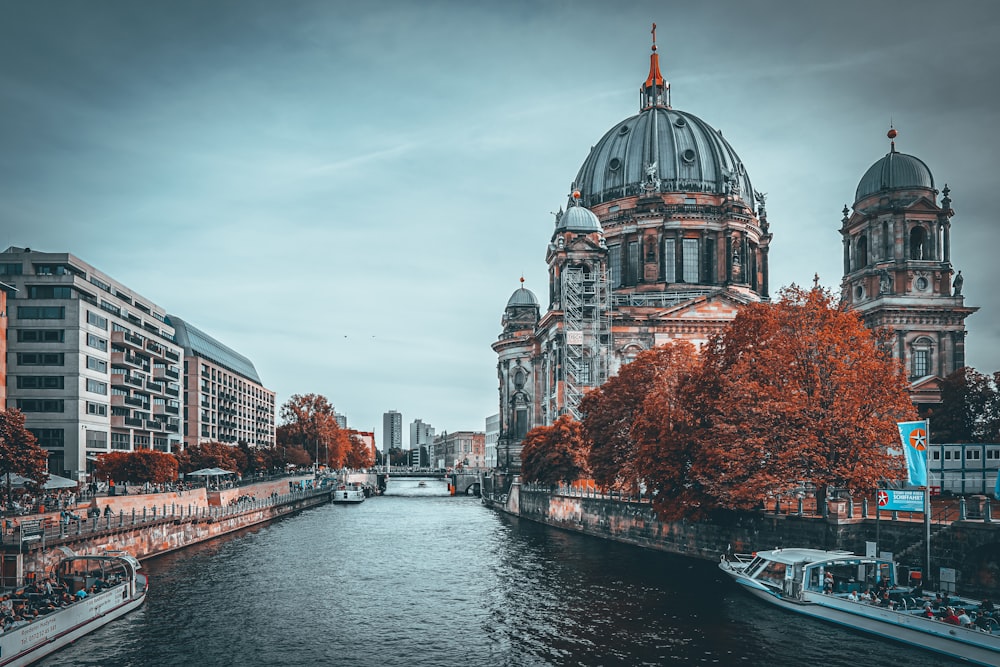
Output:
(0, 573), (120, 634)
(838, 578), (997, 632)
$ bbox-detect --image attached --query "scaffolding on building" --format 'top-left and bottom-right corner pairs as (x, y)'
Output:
(561, 266), (612, 420)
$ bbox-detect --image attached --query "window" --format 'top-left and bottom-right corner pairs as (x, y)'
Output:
(909, 226), (928, 260)
(682, 238), (699, 282)
(16, 329), (64, 343)
(931, 450), (941, 461)
(986, 449), (1000, 460)
(100, 300), (121, 317)
(27, 285), (72, 299)
(854, 235), (868, 271)
(663, 238), (676, 283)
(0, 263), (23, 275)
(17, 306), (64, 319)
(85, 430), (108, 450)
(86, 379), (108, 395)
(966, 449), (981, 461)
(16, 376), (64, 389)
(86, 401), (108, 416)
(89, 275), (112, 292)
(911, 339), (932, 378)
(608, 244), (621, 287)
(29, 428), (64, 448)
(17, 352), (65, 366)
(87, 311), (108, 329)
(86, 356), (107, 373)
(111, 433), (130, 450)
(87, 333), (107, 351)
(17, 399), (64, 412)
(627, 241), (639, 285)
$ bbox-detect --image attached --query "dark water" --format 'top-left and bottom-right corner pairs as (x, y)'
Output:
(39, 483), (960, 666)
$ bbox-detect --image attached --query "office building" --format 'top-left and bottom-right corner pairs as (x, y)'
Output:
(382, 410), (402, 452)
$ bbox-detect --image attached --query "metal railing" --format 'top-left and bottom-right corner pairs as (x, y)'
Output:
(3, 486), (329, 547)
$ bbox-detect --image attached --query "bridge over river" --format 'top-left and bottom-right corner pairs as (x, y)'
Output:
(343, 469), (481, 496)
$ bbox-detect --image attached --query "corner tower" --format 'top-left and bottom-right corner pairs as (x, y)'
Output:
(841, 128), (978, 408)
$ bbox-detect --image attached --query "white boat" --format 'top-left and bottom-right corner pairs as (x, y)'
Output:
(720, 548), (1000, 666)
(0, 551), (147, 667)
(331, 483), (366, 504)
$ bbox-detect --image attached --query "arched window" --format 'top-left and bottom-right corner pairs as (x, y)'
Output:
(882, 221), (890, 259)
(910, 337), (934, 379)
(909, 226), (927, 260)
(855, 235), (868, 271)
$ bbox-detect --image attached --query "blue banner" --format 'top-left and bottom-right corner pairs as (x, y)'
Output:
(897, 421), (928, 487)
(877, 489), (925, 513)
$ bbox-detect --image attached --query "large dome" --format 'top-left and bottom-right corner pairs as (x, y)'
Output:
(573, 107), (755, 209)
(855, 148), (934, 203)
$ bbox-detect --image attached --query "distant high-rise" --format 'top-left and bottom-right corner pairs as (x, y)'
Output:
(334, 412), (347, 429)
(409, 418), (434, 451)
(382, 410), (402, 452)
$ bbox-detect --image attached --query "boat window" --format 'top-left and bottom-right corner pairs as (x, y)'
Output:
(745, 556), (767, 577)
(757, 561), (786, 587)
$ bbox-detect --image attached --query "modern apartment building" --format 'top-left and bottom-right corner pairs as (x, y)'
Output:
(484, 413), (499, 469)
(409, 418), (434, 452)
(168, 315), (275, 449)
(0, 284), (9, 409)
(382, 410), (402, 452)
(1, 247), (184, 480)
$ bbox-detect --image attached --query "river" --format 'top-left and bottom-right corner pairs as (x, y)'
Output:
(39, 480), (959, 666)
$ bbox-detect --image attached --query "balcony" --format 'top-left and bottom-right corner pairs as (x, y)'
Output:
(111, 415), (125, 428)
(125, 374), (144, 388)
(146, 380), (164, 393)
(165, 386), (179, 397)
(145, 420), (164, 431)
(111, 351), (147, 370)
(165, 350), (179, 362)
(111, 330), (144, 349)
(154, 366), (179, 381)
(125, 417), (144, 428)
(166, 423), (179, 433)
(145, 340), (165, 356)
(165, 405), (179, 415)
(111, 373), (128, 388)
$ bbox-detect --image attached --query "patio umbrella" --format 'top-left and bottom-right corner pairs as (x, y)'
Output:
(1, 473), (77, 488)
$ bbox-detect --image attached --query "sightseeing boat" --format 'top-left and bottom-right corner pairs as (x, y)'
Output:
(331, 482), (366, 504)
(719, 548), (1000, 666)
(0, 551), (147, 667)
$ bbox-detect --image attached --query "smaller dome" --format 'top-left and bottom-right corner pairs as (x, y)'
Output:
(555, 204), (602, 233)
(506, 287), (538, 308)
(855, 150), (934, 203)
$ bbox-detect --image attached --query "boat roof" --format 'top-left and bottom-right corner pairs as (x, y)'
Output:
(754, 548), (868, 565)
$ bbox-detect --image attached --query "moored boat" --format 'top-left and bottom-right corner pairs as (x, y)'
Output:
(0, 551), (147, 667)
(719, 548), (1000, 666)
(331, 482), (366, 504)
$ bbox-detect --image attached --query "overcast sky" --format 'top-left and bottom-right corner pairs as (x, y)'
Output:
(3, 1), (998, 448)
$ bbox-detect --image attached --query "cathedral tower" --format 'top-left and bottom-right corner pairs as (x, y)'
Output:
(841, 128), (978, 408)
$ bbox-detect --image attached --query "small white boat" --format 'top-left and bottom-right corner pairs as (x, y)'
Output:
(720, 548), (1000, 666)
(0, 551), (147, 667)
(417, 481), (427, 488)
(331, 483), (366, 504)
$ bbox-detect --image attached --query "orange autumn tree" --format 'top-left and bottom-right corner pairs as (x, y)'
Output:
(94, 450), (179, 484)
(0, 409), (49, 508)
(684, 285), (916, 512)
(345, 434), (375, 469)
(278, 393), (350, 468)
(176, 441), (245, 475)
(520, 414), (589, 486)
(580, 342), (697, 491)
(627, 342), (704, 518)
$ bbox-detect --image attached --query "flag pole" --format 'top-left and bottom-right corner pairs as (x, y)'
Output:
(924, 418), (931, 591)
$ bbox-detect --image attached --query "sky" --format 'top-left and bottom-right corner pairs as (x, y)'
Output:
(2, 0), (999, 449)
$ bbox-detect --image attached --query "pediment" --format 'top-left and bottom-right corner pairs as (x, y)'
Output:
(651, 290), (751, 321)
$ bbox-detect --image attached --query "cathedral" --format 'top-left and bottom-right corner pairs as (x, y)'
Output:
(493, 28), (976, 471)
